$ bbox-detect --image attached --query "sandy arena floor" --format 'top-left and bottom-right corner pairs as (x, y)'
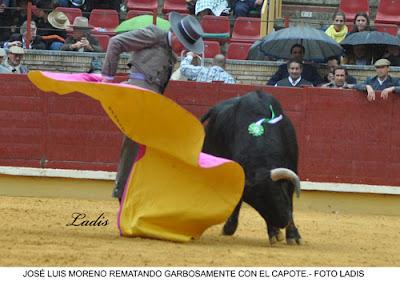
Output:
(1, 195), (399, 266)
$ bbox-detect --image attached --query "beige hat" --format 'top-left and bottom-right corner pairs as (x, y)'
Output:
(69, 16), (93, 30)
(0, 48), (5, 57)
(9, 46), (24, 55)
(48, 10), (70, 30)
(374, 58), (391, 67)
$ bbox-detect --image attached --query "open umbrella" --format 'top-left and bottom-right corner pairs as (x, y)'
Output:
(340, 31), (400, 64)
(115, 15), (171, 33)
(249, 25), (343, 62)
(341, 31), (400, 46)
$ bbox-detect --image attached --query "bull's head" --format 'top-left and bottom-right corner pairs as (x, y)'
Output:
(245, 168), (300, 229)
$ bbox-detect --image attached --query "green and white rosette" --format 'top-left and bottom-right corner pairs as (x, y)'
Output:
(248, 105), (283, 137)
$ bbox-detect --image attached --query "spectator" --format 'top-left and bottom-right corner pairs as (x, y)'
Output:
(353, 58), (398, 101)
(341, 44), (372, 65)
(180, 52), (235, 83)
(349, 12), (374, 34)
(171, 52), (202, 81)
(195, 0), (230, 16)
(43, 10), (69, 50)
(0, 45), (28, 73)
(275, 59), (312, 87)
(321, 66), (353, 88)
(0, 0), (15, 44)
(325, 11), (347, 43)
(267, 44), (323, 86)
(322, 57), (357, 84)
(234, 0), (263, 18)
(383, 45), (400, 66)
(4, 20), (47, 50)
(61, 16), (101, 52)
(0, 47), (8, 72)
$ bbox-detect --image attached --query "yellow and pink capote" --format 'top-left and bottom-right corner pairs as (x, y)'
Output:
(28, 71), (245, 242)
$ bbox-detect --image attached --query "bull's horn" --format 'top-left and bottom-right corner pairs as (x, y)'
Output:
(270, 168), (301, 198)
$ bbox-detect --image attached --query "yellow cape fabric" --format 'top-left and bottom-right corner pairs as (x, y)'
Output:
(28, 71), (245, 242)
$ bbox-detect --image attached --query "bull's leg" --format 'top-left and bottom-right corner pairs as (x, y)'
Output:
(222, 199), (242, 235)
(285, 219), (303, 245)
(266, 224), (284, 245)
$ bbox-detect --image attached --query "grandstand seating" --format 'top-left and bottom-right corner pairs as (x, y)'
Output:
(226, 42), (252, 60)
(375, 0), (400, 25)
(200, 15), (231, 43)
(374, 23), (398, 36)
(93, 34), (110, 52)
(231, 17), (261, 44)
(204, 41), (221, 58)
(126, 0), (158, 12)
(54, 7), (82, 24)
(89, 9), (120, 35)
(162, 0), (188, 14)
(126, 9), (153, 19)
(338, 0), (369, 22)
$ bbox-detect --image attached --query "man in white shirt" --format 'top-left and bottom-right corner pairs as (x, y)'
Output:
(275, 59), (312, 87)
(180, 52), (235, 84)
(0, 46), (28, 74)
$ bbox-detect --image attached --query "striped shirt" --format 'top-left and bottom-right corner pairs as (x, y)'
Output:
(180, 55), (235, 84)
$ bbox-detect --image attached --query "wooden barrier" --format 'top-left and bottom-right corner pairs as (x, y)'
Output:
(1, 75), (399, 189)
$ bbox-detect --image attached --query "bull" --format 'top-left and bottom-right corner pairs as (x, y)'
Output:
(201, 90), (303, 245)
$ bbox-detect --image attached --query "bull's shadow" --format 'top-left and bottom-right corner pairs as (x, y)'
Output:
(201, 90), (303, 245)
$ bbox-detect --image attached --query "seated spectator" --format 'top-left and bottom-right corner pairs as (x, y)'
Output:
(171, 52), (202, 81)
(341, 45), (372, 65)
(321, 66), (353, 88)
(195, 0), (230, 16)
(0, 48), (8, 72)
(275, 59), (312, 87)
(353, 59), (399, 101)
(322, 57), (357, 84)
(348, 12), (374, 35)
(61, 16), (101, 52)
(4, 20), (47, 50)
(42, 10), (69, 50)
(234, 0), (263, 18)
(267, 44), (323, 86)
(0, 46), (28, 73)
(325, 11), (347, 43)
(0, 0), (15, 44)
(180, 52), (235, 83)
(383, 45), (400, 67)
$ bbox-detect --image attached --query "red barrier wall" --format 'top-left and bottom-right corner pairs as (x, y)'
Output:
(1, 75), (399, 187)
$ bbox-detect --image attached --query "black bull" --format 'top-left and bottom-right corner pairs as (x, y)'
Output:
(201, 91), (303, 245)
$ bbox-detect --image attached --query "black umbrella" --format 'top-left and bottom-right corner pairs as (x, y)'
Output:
(341, 31), (400, 46)
(248, 25), (343, 62)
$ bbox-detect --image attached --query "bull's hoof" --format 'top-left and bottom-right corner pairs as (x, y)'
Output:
(269, 236), (278, 245)
(222, 219), (238, 236)
(286, 238), (304, 245)
(285, 226), (303, 245)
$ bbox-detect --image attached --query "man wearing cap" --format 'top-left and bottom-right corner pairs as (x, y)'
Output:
(0, 46), (28, 74)
(101, 12), (204, 201)
(61, 16), (101, 52)
(353, 58), (399, 101)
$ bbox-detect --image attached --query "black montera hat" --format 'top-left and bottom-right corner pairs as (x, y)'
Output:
(169, 12), (204, 54)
